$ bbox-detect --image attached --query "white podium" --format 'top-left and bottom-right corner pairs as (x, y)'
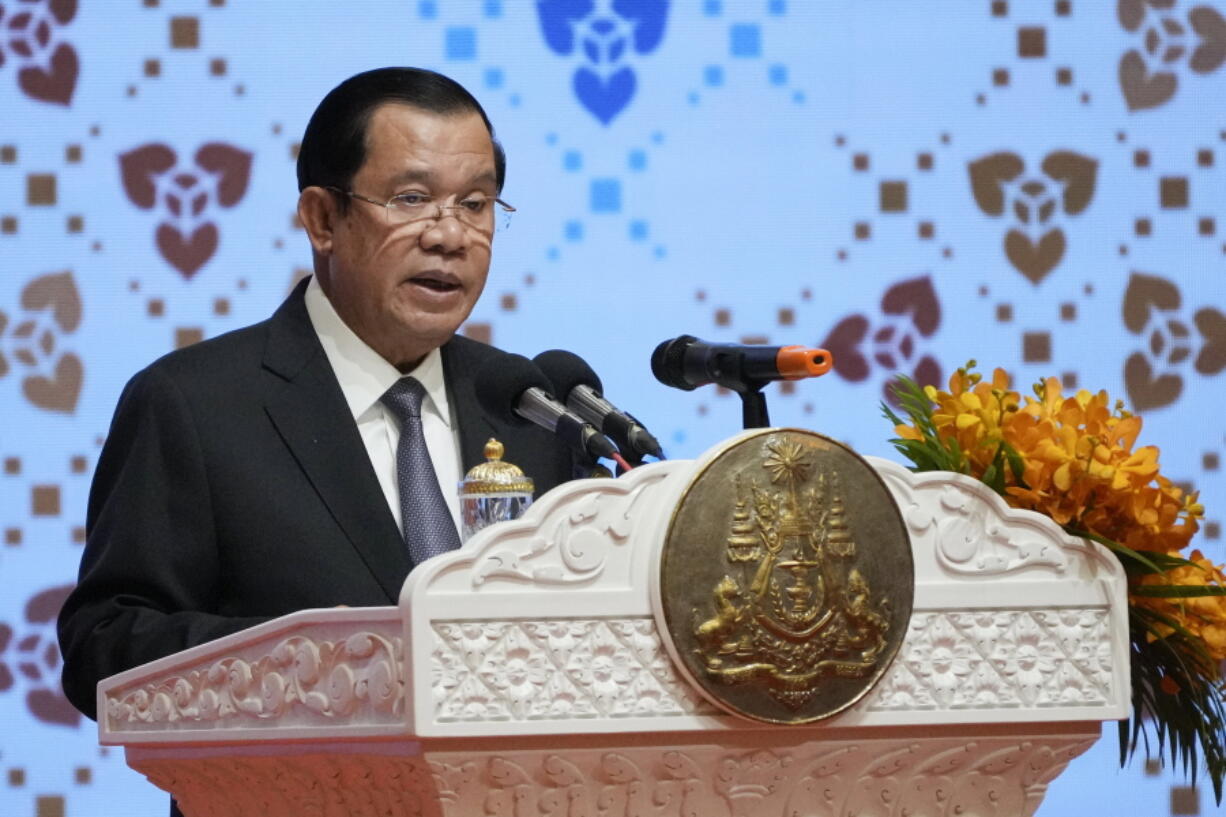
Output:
(97, 434), (1129, 817)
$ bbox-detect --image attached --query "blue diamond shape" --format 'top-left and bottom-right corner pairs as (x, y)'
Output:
(590, 179), (621, 213)
(445, 27), (476, 61)
(730, 24), (760, 57)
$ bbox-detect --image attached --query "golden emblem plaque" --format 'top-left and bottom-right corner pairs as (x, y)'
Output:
(657, 429), (913, 724)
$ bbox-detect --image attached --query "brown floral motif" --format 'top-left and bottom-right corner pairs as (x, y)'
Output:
(0, 585), (80, 726)
(1121, 272), (1226, 411)
(1, 270), (83, 413)
(821, 275), (942, 405)
(1, 0), (79, 105)
(119, 142), (254, 279)
(1118, 1), (1226, 110)
(968, 151), (1097, 285)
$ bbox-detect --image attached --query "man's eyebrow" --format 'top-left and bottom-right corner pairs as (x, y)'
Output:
(387, 168), (498, 189)
(388, 168), (434, 186)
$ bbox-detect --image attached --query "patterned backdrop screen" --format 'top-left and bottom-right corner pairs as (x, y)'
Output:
(2, 2), (1224, 815)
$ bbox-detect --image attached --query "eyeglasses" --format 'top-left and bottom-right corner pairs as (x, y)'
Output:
(325, 186), (515, 232)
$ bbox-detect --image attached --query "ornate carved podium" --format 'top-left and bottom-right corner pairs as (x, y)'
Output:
(97, 430), (1129, 817)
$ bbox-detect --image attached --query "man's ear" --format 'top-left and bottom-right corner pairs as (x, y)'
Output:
(297, 187), (337, 255)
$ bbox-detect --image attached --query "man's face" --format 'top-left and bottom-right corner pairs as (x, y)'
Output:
(319, 103), (497, 370)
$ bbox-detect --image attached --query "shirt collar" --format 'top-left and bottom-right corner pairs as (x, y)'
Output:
(304, 274), (452, 426)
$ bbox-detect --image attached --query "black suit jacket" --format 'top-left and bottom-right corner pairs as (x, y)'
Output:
(57, 279), (576, 719)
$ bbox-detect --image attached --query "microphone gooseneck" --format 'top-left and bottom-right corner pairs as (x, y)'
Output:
(474, 354), (618, 462)
(534, 349), (664, 463)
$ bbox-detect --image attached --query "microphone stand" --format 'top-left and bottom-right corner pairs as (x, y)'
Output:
(739, 386), (770, 430)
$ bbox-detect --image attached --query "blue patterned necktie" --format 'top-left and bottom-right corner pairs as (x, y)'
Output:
(380, 377), (461, 565)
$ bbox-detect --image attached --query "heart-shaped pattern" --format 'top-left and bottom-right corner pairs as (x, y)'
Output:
(1124, 351), (1182, 411)
(1190, 5), (1226, 74)
(119, 143), (177, 209)
(821, 315), (870, 382)
(156, 222), (219, 278)
(1194, 307), (1226, 375)
(195, 143), (253, 208)
(20, 270), (80, 333)
(1004, 228), (1066, 285)
(573, 65), (636, 125)
(16, 41), (77, 105)
(1118, 0), (1147, 32)
(47, 0), (78, 26)
(26, 688), (80, 727)
(1118, 49), (1178, 110)
(22, 352), (81, 413)
(881, 276), (940, 336)
(1122, 272), (1181, 333)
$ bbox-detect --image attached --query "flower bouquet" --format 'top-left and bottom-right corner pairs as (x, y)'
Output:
(883, 363), (1226, 803)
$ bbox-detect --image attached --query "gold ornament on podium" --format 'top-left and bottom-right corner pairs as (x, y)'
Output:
(458, 438), (535, 542)
(659, 429), (913, 723)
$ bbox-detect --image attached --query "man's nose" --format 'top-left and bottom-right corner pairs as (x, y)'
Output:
(418, 211), (468, 253)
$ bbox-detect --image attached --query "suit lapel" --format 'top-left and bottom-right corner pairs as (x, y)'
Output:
(442, 336), (574, 490)
(442, 336), (503, 469)
(261, 282), (410, 603)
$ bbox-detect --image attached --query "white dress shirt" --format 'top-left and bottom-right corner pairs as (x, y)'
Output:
(303, 275), (463, 534)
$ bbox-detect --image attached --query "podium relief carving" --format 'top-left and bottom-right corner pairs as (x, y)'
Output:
(862, 609), (1114, 711)
(107, 631), (403, 728)
(431, 617), (714, 723)
(471, 471), (666, 587)
(132, 738), (1096, 817)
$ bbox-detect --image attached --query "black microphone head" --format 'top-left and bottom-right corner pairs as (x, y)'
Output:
(650, 334), (699, 391)
(533, 349), (603, 399)
(474, 353), (555, 426)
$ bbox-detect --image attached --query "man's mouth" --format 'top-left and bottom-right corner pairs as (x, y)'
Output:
(409, 272), (461, 292)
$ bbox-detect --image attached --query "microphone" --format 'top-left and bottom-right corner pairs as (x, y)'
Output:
(474, 353), (619, 463)
(533, 349), (664, 463)
(651, 335), (833, 393)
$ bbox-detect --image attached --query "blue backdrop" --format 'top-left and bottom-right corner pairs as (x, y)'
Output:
(2, 2), (1224, 815)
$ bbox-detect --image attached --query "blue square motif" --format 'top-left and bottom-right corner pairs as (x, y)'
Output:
(418, 0), (437, 20)
(769, 64), (787, 85)
(483, 0), (502, 18)
(768, 0), (786, 15)
(704, 65), (724, 87)
(730, 24), (761, 58)
(484, 68), (504, 89)
(565, 220), (584, 241)
(445, 27), (476, 61)
(629, 220), (648, 241)
(703, 0), (722, 16)
(590, 179), (621, 213)
(628, 149), (647, 171)
(563, 150), (582, 171)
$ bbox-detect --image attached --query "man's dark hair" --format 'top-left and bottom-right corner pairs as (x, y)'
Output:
(296, 67), (505, 205)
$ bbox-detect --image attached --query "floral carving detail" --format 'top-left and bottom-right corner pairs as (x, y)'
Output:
(2, 270), (83, 413)
(1118, 1), (1226, 110)
(968, 150), (1097, 284)
(864, 609), (1113, 711)
(432, 618), (714, 723)
(0, 0), (79, 105)
(132, 738), (1097, 817)
(1121, 271), (1226, 411)
(821, 275), (943, 405)
(472, 472), (664, 586)
(119, 142), (253, 279)
(105, 632), (403, 729)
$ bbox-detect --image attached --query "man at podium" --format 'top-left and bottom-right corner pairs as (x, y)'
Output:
(57, 68), (577, 730)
